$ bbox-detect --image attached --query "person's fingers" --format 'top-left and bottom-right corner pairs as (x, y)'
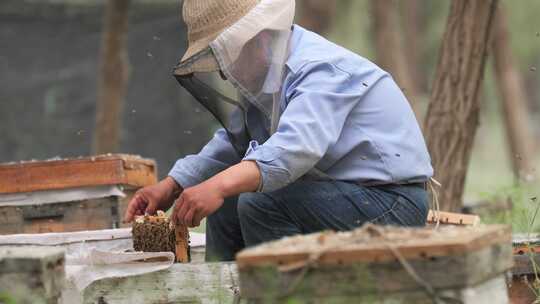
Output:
(184, 208), (196, 228)
(192, 210), (205, 227)
(145, 198), (158, 215)
(171, 196), (183, 226)
(176, 196), (191, 226)
(124, 195), (143, 223)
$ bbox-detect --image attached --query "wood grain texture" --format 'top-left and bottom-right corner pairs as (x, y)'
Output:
(512, 254), (540, 276)
(423, 0), (499, 211)
(427, 210), (481, 226)
(243, 275), (509, 304)
(0, 246), (65, 304)
(176, 224), (190, 263)
(0, 197), (120, 235)
(511, 235), (540, 276)
(81, 263), (239, 304)
(0, 154), (157, 194)
(237, 225), (511, 268)
(239, 243), (512, 299)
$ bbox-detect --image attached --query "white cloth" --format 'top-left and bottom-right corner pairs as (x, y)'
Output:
(0, 229), (206, 295)
(66, 249), (175, 290)
(0, 185), (125, 207)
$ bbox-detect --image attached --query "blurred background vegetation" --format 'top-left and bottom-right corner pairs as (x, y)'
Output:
(1, 0), (539, 230)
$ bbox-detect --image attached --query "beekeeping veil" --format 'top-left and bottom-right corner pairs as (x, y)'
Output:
(174, 0), (296, 157)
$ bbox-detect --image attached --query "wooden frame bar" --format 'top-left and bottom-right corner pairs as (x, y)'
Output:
(0, 154), (157, 194)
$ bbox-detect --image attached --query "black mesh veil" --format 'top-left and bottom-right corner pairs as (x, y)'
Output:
(174, 75), (252, 158)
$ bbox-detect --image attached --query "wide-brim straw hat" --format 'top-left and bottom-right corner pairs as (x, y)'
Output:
(174, 0), (260, 76)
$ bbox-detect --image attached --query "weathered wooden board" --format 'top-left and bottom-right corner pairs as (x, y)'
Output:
(239, 242), (512, 299)
(510, 234), (540, 276)
(243, 275), (509, 304)
(237, 225), (512, 303)
(427, 210), (481, 226)
(78, 262), (510, 304)
(237, 225), (511, 268)
(0, 246), (65, 304)
(0, 154), (157, 194)
(81, 263), (239, 304)
(0, 197), (121, 235)
(508, 235), (540, 303)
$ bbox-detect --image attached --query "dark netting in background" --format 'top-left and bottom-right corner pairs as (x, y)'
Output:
(0, 0), (217, 177)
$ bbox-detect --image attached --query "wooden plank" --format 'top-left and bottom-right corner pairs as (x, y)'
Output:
(176, 224), (190, 263)
(0, 246), (65, 303)
(0, 154), (157, 194)
(239, 242), (513, 299)
(237, 225), (511, 269)
(243, 275), (509, 304)
(512, 254), (540, 276)
(80, 263), (239, 304)
(0, 197), (120, 235)
(427, 210), (481, 226)
(511, 234), (540, 276)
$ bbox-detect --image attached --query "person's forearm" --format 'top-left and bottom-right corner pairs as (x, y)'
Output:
(203, 161), (261, 198)
(164, 176), (183, 193)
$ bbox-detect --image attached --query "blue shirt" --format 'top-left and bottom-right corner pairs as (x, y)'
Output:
(169, 25), (433, 192)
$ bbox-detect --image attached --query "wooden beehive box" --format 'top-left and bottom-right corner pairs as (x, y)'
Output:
(509, 235), (540, 304)
(0, 154), (157, 234)
(132, 212), (190, 263)
(0, 246), (65, 303)
(236, 224), (513, 304)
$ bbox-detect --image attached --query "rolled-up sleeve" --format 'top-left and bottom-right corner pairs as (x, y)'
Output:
(243, 62), (364, 192)
(168, 128), (241, 188)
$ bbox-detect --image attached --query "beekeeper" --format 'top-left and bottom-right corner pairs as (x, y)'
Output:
(125, 0), (433, 261)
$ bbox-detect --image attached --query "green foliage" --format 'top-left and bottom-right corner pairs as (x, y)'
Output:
(478, 183), (539, 232)
(0, 292), (16, 304)
(327, 0), (373, 60)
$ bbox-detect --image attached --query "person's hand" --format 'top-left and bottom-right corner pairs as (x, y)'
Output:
(172, 180), (225, 228)
(124, 177), (182, 223)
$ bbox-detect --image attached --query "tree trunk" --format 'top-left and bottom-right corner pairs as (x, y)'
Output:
(423, 0), (499, 212)
(401, 0), (425, 98)
(94, 0), (131, 154)
(371, 0), (418, 114)
(492, 8), (535, 182)
(297, 0), (336, 35)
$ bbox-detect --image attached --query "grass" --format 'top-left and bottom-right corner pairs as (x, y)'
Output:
(464, 105), (540, 232)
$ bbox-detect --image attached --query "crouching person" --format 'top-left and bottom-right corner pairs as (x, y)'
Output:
(124, 0), (433, 261)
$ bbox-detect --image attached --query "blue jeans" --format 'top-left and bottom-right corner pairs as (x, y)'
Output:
(205, 180), (428, 261)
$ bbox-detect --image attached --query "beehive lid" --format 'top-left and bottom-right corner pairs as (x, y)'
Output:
(0, 154), (157, 194)
(236, 224), (511, 269)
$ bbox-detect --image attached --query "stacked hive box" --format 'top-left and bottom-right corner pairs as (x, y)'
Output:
(0, 246), (65, 303)
(237, 224), (513, 304)
(510, 235), (540, 303)
(0, 154), (157, 234)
